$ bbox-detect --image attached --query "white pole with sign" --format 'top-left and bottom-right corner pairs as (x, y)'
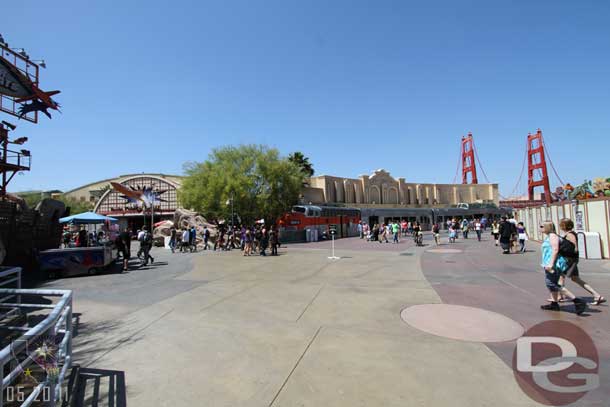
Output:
(328, 227), (340, 260)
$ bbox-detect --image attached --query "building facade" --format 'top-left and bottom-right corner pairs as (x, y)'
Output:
(302, 169), (498, 208)
(64, 173), (183, 230)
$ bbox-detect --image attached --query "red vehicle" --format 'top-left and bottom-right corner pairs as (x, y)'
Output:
(279, 205), (361, 241)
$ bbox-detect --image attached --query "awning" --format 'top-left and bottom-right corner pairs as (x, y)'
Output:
(59, 211), (118, 225)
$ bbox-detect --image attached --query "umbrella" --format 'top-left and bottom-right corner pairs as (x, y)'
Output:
(59, 211), (118, 225)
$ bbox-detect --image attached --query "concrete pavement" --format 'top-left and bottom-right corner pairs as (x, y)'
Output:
(40, 234), (609, 406)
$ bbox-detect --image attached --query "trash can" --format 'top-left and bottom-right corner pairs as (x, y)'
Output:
(577, 232), (603, 260)
(305, 229), (311, 242)
(312, 229), (318, 242)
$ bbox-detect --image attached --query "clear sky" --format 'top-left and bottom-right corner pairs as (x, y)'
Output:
(4, 0), (609, 196)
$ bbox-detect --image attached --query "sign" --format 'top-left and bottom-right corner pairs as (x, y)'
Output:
(575, 210), (584, 231)
(0, 56), (33, 98)
(512, 320), (599, 406)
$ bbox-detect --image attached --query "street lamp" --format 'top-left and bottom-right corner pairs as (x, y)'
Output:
(226, 192), (234, 230)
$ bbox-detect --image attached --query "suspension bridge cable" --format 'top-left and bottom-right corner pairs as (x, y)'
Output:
(452, 140), (462, 184)
(472, 138), (492, 184)
(541, 134), (565, 186)
(508, 138), (528, 198)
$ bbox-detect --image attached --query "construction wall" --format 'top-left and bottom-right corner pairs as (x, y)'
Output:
(515, 197), (610, 259)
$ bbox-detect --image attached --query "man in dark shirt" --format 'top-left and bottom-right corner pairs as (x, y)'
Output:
(119, 228), (132, 271)
(498, 216), (516, 254)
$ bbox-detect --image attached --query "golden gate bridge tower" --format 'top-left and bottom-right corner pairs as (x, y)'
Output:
(461, 133), (478, 184)
(527, 129), (552, 206)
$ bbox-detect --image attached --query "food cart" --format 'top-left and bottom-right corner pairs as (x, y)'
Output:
(40, 212), (118, 277)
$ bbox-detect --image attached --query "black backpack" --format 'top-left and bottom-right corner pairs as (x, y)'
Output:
(144, 231), (153, 244)
(558, 232), (578, 259)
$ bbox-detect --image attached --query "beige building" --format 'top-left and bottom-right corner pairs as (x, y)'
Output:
(302, 169), (498, 207)
(64, 173), (184, 205)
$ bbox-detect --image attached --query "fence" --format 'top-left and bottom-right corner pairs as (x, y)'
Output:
(0, 267), (73, 406)
(515, 197), (610, 259)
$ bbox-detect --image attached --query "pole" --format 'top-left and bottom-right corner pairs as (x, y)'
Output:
(1, 125), (7, 199)
(328, 230), (340, 260)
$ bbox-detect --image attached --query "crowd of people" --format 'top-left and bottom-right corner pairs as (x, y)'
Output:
(62, 227), (108, 248)
(167, 224), (282, 257)
(358, 220), (424, 246)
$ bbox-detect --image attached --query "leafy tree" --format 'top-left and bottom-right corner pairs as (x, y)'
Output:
(178, 145), (305, 225)
(288, 151), (314, 177)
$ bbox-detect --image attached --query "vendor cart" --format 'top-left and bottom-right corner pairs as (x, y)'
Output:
(39, 243), (116, 277)
(39, 211), (120, 278)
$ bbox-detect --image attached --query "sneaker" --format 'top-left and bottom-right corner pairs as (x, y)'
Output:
(541, 302), (560, 311)
(573, 299), (586, 315)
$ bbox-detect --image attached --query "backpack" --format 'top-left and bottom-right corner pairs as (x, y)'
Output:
(559, 232), (578, 259)
(144, 231), (153, 244)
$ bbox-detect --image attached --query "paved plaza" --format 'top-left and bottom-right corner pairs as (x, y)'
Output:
(42, 233), (610, 406)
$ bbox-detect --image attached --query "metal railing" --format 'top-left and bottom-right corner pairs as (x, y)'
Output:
(0, 267), (73, 406)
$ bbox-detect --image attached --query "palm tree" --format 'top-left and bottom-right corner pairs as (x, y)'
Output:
(288, 152), (314, 177)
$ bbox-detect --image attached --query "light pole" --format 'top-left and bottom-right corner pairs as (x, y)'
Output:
(226, 191), (235, 229)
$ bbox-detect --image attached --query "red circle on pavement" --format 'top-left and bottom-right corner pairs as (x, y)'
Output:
(512, 320), (599, 406)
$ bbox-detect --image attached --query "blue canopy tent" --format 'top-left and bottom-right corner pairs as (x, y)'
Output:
(59, 211), (118, 225)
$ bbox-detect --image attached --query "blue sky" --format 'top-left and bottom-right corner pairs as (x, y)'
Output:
(4, 0), (609, 196)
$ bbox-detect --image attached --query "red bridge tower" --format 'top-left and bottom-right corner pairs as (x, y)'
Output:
(461, 133), (478, 184)
(527, 129), (552, 205)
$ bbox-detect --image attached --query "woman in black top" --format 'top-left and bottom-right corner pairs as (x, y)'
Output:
(559, 218), (605, 305)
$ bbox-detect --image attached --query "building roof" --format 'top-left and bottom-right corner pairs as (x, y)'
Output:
(63, 173), (184, 194)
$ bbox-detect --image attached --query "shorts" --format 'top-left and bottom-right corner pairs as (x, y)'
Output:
(545, 269), (562, 292)
(564, 261), (579, 278)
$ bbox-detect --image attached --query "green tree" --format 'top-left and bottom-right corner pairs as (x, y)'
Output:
(288, 151), (314, 177)
(178, 145), (305, 224)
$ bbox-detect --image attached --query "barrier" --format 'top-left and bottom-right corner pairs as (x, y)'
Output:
(0, 271), (73, 407)
(515, 197), (610, 259)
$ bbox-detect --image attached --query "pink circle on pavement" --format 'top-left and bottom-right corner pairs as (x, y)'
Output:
(401, 304), (524, 342)
(426, 248), (462, 253)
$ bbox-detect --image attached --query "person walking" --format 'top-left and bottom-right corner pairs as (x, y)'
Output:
(539, 221), (586, 314)
(557, 218), (606, 306)
(181, 228), (190, 252)
(357, 221), (363, 239)
(140, 226), (154, 265)
(202, 226), (210, 250)
(517, 222), (528, 253)
(432, 223), (441, 245)
(169, 227), (177, 253)
(392, 221), (400, 243)
(118, 227), (132, 271)
(461, 218), (469, 239)
(474, 219), (482, 242)
(189, 225), (197, 252)
(498, 216), (516, 254)
(244, 229), (252, 256)
(448, 224), (456, 243)
(270, 229), (279, 256)
(491, 220), (500, 246)
(413, 221), (423, 246)
(260, 228), (269, 256)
